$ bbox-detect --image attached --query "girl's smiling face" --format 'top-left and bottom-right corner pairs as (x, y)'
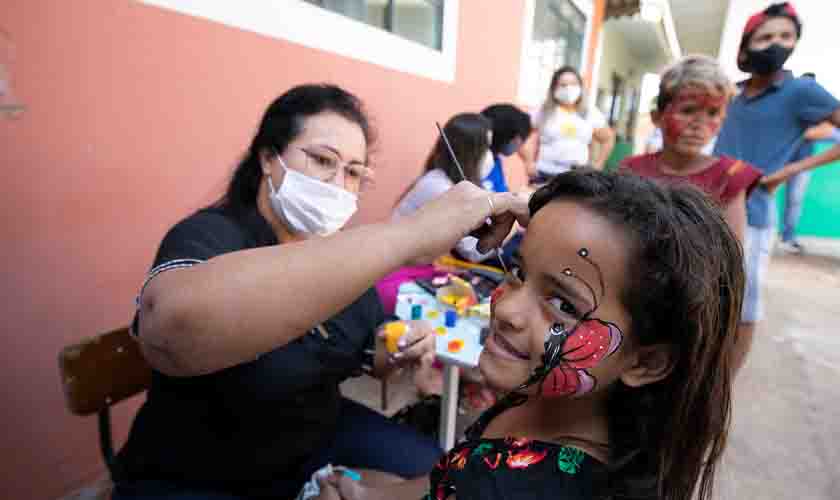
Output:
(481, 200), (635, 398)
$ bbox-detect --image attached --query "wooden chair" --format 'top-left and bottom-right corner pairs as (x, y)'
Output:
(58, 326), (151, 478)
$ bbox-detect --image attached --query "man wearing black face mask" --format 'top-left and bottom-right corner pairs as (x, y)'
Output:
(714, 2), (840, 371)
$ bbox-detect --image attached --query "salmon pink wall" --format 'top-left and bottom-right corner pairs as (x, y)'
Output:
(0, 1), (536, 498)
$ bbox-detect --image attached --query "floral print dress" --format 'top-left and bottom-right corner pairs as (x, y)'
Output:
(426, 402), (603, 500)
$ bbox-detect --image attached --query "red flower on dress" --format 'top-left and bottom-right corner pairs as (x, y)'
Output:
(483, 452), (502, 470)
(434, 484), (448, 500)
(449, 447), (470, 470)
(506, 449), (548, 469)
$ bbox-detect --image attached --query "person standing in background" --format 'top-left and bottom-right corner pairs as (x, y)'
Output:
(480, 103), (533, 193)
(524, 66), (615, 182)
(713, 2), (840, 370)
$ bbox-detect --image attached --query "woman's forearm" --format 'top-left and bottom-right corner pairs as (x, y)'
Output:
(138, 184), (528, 377)
(138, 221), (415, 376)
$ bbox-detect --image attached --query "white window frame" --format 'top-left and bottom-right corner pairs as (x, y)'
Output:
(139, 0), (459, 83)
(517, 0), (594, 108)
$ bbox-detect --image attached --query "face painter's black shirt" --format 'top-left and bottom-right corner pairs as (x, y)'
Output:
(115, 207), (385, 496)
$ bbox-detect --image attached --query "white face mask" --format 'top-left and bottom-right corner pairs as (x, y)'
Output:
(479, 150), (495, 179)
(554, 85), (582, 105)
(267, 156), (358, 237)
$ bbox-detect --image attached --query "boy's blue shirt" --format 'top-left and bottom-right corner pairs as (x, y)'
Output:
(714, 71), (840, 228)
(482, 154), (510, 193)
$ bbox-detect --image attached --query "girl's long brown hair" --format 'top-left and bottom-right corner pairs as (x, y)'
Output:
(530, 170), (744, 500)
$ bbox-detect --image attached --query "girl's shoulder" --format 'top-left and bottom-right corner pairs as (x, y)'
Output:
(429, 437), (601, 500)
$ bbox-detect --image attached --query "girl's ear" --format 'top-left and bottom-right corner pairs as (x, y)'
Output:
(620, 344), (676, 387)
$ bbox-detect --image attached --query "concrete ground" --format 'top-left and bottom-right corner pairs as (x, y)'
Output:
(716, 237), (840, 500)
(59, 238), (840, 500)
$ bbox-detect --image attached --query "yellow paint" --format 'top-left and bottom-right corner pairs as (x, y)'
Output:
(384, 322), (407, 353)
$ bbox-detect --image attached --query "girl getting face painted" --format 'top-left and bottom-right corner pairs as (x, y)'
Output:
(481, 199), (636, 402)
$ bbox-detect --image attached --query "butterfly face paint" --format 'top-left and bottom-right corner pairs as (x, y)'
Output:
(540, 319), (623, 397)
(509, 247), (624, 398)
(660, 90), (726, 153)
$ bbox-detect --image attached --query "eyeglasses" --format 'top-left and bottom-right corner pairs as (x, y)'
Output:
(296, 146), (374, 191)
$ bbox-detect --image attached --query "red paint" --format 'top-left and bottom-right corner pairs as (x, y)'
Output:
(541, 320), (622, 397)
(661, 91), (726, 149)
(490, 286), (506, 305)
(542, 365), (579, 397)
(561, 320), (621, 370)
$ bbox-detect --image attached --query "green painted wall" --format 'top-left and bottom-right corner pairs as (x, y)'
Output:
(605, 140), (633, 172)
(775, 141), (840, 239)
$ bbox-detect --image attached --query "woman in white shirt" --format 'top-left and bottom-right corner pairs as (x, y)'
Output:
(528, 66), (615, 180)
(393, 113), (495, 262)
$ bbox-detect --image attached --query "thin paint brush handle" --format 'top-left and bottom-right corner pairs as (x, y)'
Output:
(435, 121), (468, 182)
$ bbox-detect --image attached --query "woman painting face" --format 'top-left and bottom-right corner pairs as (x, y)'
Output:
(259, 111), (372, 238)
(482, 200), (634, 398)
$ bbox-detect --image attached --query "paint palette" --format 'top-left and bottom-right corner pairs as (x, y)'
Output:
(395, 284), (485, 369)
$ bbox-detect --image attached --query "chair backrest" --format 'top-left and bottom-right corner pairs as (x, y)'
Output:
(58, 326), (152, 416)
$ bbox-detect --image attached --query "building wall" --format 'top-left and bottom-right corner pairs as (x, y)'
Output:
(0, 1), (604, 498)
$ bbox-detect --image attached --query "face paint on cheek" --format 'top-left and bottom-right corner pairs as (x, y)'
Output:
(540, 320), (624, 398)
(662, 110), (689, 143)
(663, 93), (728, 144)
(490, 286), (506, 305)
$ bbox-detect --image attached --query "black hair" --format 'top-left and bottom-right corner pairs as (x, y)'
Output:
(802, 72), (816, 79)
(214, 84), (373, 216)
(481, 104), (533, 154)
(529, 170), (744, 500)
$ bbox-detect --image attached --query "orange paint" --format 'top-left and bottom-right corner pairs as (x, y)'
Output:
(447, 339), (465, 352)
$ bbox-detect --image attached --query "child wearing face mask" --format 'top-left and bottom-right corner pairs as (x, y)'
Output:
(712, 2), (840, 373)
(393, 113), (496, 263)
(316, 170), (746, 500)
(480, 104), (533, 193)
(527, 67), (615, 181)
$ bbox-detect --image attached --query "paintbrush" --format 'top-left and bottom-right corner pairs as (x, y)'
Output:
(435, 122), (509, 274)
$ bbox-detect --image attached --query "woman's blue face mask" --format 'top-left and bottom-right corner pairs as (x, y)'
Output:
(500, 140), (520, 157)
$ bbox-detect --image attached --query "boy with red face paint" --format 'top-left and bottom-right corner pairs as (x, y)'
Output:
(621, 55), (762, 378)
(621, 55), (762, 244)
